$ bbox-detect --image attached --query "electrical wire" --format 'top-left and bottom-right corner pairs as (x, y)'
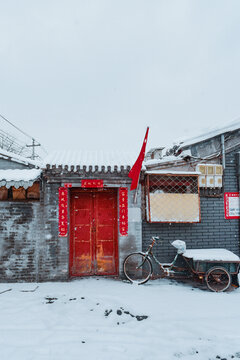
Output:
(0, 113), (34, 140)
(0, 112), (48, 156)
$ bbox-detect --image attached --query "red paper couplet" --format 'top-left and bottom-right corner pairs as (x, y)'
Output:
(81, 179), (104, 188)
(119, 187), (128, 236)
(58, 187), (68, 237)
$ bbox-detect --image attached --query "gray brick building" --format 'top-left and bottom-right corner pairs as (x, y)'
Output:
(0, 148), (42, 282)
(1, 122), (240, 282)
(0, 150), (142, 281)
(142, 122), (240, 264)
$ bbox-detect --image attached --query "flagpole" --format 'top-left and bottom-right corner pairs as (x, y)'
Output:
(133, 180), (139, 204)
(132, 127), (149, 204)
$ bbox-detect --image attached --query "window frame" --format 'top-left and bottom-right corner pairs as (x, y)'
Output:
(145, 173), (201, 224)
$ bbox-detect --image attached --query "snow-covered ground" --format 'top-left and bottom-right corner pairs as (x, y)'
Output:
(1, 278), (240, 360)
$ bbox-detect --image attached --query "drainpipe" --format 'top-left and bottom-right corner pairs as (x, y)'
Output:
(221, 134), (225, 170)
(236, 152), (240, 194)
(236, 153), (240, 257)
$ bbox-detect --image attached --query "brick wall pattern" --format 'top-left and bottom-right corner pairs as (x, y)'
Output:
(142, 150), (240, 265)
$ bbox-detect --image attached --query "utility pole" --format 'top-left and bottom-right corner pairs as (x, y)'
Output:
(26, 138), (41, 160)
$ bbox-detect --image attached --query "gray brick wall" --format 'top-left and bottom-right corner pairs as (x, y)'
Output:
(0, 175), (142, 282)
(0, 181), (69, 282)
(118, 184), (142, 277)
(0, 202), (42, 282)
(142, 149), (240, 264)
(38, 182), (69, 281)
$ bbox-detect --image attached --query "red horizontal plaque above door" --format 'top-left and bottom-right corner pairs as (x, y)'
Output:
(81, 179), (104, 188)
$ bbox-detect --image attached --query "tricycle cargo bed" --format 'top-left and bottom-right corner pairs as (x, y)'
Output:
(183, 249), (240, 262)
(182, 249), (240, 274)
(192, 261), (240, 274)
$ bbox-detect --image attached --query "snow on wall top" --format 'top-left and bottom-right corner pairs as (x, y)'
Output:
(0, 169), (42, 182)
(179, 118), (240, 149)
(183, 249), (240, 262)
(0, 148), (41, 168)
(146, 170), (201, 175)
(44, 150), (137, 172)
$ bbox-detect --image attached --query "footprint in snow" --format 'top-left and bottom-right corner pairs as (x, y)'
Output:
(104, 308), (148, 323)
(45, 297), (58, 304)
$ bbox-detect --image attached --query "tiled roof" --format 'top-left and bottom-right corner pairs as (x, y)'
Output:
(44, 150), (136, 172)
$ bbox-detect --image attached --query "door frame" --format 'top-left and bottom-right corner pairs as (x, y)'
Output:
(69, 187), (119, 277)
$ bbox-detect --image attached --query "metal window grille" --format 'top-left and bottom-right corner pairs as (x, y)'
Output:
(146, 174), (200, 223)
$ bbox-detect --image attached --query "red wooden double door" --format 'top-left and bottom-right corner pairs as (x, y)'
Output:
(70, 188), (118, 276)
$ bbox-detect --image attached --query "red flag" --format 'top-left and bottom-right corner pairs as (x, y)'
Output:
(128, 127), (149, 191)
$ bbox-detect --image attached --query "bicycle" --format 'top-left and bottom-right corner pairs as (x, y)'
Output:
(123, 236), (240, 292)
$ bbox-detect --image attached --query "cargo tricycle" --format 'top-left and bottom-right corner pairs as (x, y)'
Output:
(123, 237), (240, 292)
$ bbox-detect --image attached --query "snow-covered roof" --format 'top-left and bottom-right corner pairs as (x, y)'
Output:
(183, 249), (240, 262)
(144, 155), (185, 168)
(144, 155), (177, 165)
(179, 118), (240, 149)
(146, 146), (165, 154)
(0, 169), (41, 189)
(0, 147), (41, 168)
(44, 150), (136, 172)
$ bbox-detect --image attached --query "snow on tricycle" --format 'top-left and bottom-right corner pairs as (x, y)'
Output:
(123, 237), (240, 292)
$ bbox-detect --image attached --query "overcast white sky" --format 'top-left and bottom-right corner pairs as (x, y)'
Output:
(0, 0), (240, 157)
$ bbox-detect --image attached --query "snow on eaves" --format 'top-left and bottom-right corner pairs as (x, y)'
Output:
(44, 150), (137, 172)
(0, 169), (41, 189)
(0, 148), (42, 168)
(0, 169), (42, 182)
(178, 118), (240, 149)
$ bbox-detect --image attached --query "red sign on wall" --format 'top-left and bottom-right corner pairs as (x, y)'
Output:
(119, 187), (128, 236)
(81, 179), (104, 188)
(58, 187), (68, 237)
(224, 192), (240, 219)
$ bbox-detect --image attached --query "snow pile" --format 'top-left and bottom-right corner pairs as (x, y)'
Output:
(1, 278), (240, 360)
(172, 240), (186, 254)
(183, 249), (240, 262)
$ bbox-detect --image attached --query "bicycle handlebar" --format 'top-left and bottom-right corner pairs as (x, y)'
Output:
(151, 236), (164, 243)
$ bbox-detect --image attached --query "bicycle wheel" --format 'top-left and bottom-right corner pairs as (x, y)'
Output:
(123, 253), (153, 285)
(205, 266), (231, 292)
